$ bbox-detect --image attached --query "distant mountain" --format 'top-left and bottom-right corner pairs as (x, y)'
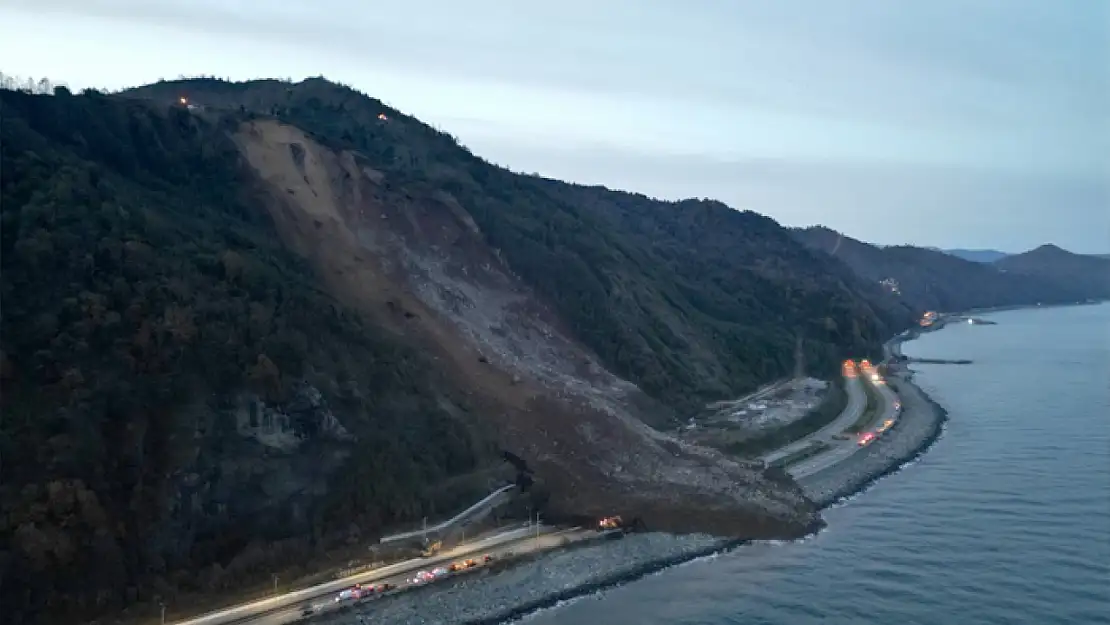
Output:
(995, 244), (1110, 300)
(941, 248), (1010, 263)
(791, 227), (1088, 313)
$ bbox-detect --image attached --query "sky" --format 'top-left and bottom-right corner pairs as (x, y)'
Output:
(2, 0), (1108, 253)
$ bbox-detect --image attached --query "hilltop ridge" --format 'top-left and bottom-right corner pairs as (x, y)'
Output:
(995, 244), (1110, 300)
(940, 248), (1010, 263)
(791, 226), (1095, 312)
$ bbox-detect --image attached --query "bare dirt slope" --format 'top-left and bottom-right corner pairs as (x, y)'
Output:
(233, 119), (820, 537)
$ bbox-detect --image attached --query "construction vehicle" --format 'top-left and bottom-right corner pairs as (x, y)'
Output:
(420, 540), (442, 557)
(598, 516), (624, 530)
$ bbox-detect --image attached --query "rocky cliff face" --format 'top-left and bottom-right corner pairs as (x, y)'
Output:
(132, 382), (357, 570)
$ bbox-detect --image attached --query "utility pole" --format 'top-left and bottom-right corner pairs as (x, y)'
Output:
(160, 603), (166, 625)
(793, 334), (805, 380)
(534, 512), (541, 539)
(272, 574), (278, 594)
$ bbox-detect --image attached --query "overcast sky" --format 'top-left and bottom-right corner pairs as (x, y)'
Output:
(3, 0), (1107, 253)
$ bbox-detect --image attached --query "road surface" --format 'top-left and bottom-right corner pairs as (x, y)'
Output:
(760, 366), (866, 466)
(379, 484), (517, 545)
(228, 527), (595, 625)
(171, 524), (574, 625)
(789, 369), (899, 479)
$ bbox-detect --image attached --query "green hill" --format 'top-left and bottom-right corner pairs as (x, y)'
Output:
(2, 78), (908, 623)
(995, 244), (1110, 300)
(1, 86), (494, 624)
(792, 226), (1090, 313)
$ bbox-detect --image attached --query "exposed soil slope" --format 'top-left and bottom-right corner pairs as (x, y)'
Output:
(232, 119), (821, 535)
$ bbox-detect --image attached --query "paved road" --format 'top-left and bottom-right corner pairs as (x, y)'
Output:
(379, 484), (517, 545)
(789, 368), (899, 479)
(761, 367), (866, 466)
(228, 527), (595, 625)
(171, 525), (572, 625)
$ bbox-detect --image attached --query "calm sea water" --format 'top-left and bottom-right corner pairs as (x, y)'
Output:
(524, 303), (1110, 625)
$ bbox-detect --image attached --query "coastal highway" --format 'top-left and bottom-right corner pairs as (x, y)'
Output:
(170, 525), (578, 625)
(760, 363), (867, 467)
(789, 368), (899, 479)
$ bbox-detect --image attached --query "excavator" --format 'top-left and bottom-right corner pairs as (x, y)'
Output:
(598, 516), (624, 530)
(420, 539), (443, 557)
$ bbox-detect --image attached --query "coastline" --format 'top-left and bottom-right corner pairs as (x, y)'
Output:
(320, 330), (953, 625)
(796, 371), (947, 507)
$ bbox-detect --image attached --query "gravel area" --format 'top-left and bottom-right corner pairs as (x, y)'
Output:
(317, 533), (732, 625)
(797, 370), (947, 507)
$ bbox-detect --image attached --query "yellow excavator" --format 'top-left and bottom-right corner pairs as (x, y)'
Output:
(598, 516), (624, 530)
(420, 540), (442, 557)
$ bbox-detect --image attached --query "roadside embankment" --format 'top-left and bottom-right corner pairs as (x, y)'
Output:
(316, 533), (734, 625)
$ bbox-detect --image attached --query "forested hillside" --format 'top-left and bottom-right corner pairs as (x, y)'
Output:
(0, 87), (495, 624)
(941, 248), (1009, 263)
(995, 244), (1110, 300)
(3, 78), (916, 624)
(125, 78), (904, 410)
(791, 227), (1089, 312)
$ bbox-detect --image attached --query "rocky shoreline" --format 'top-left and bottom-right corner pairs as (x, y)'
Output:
(318, 533), (737, 625)
(320, 334), (950, 625)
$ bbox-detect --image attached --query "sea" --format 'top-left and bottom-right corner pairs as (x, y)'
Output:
(522, 303), (1110, 625)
